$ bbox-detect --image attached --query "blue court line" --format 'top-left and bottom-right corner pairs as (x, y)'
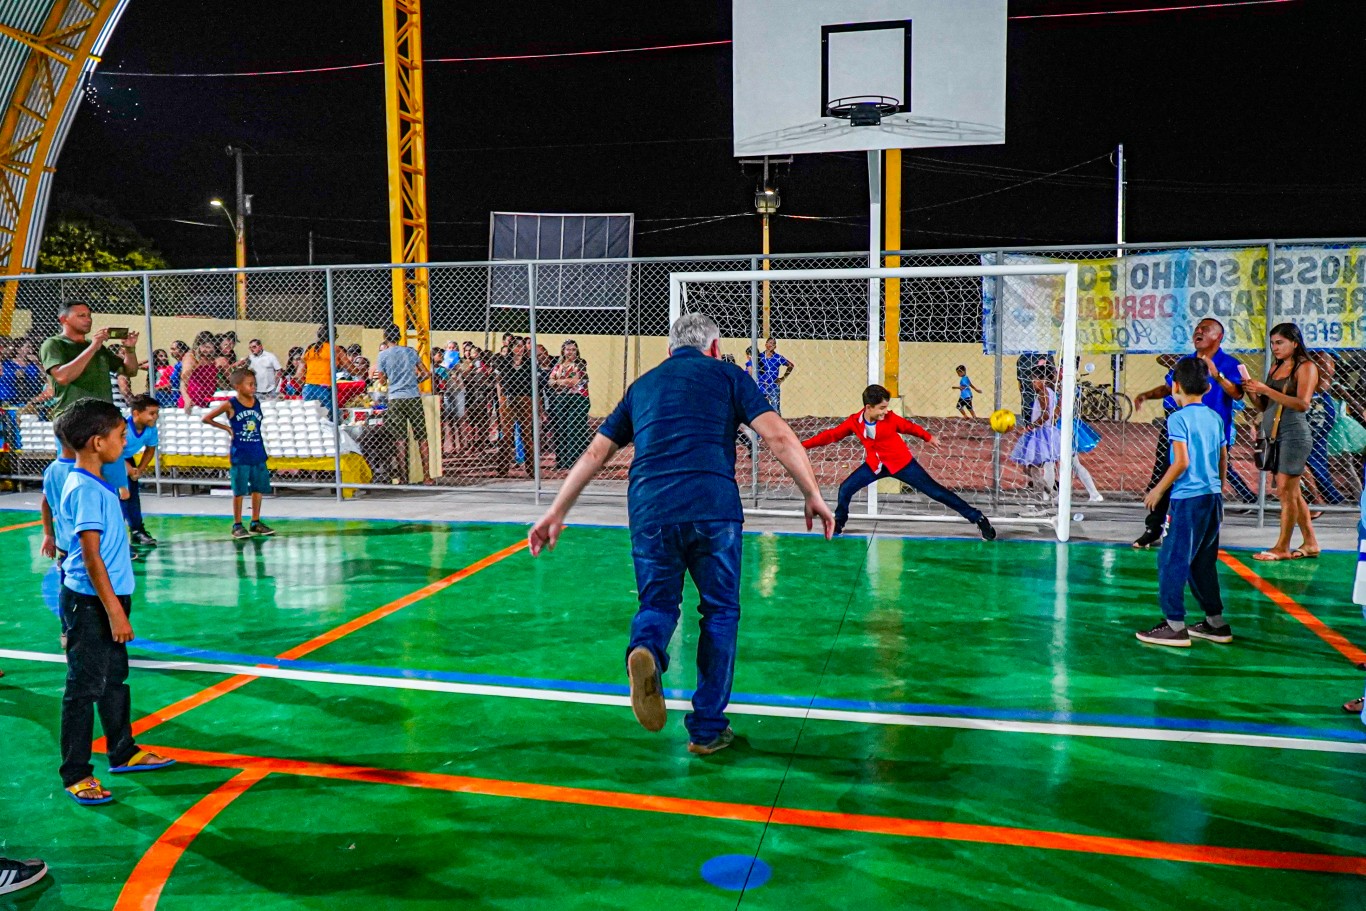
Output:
(127, 637), (1366, 745)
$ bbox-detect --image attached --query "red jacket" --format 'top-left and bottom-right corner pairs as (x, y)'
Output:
(802, 411), (932, 474)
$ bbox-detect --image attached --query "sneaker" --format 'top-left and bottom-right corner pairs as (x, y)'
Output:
(1189, 620), (1233, 643)
(626, 647), (666, 732)
(249, 521), (276, 537)
(231, 524), (252, 540)
(1136, 620), (1191, 647)
(687, 727), (735, 756)
(0, 857), (48, 896)
(1132, 529), (1163, 549)
(130, 529), (158, 548)
(976, 516), (997, 541)
(832, 519), (846, 537)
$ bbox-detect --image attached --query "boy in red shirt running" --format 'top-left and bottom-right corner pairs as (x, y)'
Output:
(804, 384), (996, 540)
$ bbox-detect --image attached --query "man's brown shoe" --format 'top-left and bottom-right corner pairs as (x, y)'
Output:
(627, 647), (666, 732)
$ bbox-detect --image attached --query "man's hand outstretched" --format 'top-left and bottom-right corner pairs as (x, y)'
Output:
(528, 510), (564, 557)
(805, 494), (836, 540)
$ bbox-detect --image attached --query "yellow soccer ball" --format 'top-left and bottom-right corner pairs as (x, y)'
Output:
(989, 409), (1017, 434)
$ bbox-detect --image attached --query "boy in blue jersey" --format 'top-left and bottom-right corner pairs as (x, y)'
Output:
(101, 393), (161, 548)
(1136, 359), (1230, 647)
(203, 367), (274, 540)
(39, 434), (77, 649)
(953, 365), (981, 418)
(53, 398), (174, 806)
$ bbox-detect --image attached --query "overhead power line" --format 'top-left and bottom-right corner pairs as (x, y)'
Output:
(101, 3), (1298, 79)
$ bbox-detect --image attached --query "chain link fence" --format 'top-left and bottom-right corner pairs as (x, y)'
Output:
(2, 240), (1362, 524)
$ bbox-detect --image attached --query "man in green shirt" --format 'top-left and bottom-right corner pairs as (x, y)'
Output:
(39, 302), (140, 417)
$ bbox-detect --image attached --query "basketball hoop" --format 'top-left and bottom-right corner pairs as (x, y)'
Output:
(825, 96), (901, 127)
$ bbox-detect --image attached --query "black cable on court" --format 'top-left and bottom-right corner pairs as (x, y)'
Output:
(732, 527), (876, 909)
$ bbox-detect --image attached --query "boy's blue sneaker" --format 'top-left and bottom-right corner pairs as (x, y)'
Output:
(249, 521), (276, 537)
(130, 530), (157, 548)
(231, 524), (252, 540)
(1136, 620), (1190, 648)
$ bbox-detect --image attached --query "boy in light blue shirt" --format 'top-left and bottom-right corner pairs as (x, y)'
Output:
(1136, 358), (1229, 647)
(53, 398), (174, 806)
(39, 437), (77, 648)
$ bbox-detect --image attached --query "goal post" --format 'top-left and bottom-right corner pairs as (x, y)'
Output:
(670, 263), (1080, 542)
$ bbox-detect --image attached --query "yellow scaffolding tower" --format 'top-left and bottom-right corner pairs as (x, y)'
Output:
(382, 0), (432, 389)
(0, 0), (124, 334)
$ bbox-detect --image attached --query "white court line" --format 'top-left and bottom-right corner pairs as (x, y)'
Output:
(2, 647), (1362, 756)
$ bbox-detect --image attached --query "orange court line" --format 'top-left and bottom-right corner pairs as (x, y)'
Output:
(142, 743), (1366, 877)
(1219, 550), (1366, 666)
(113, 769), (267, 911)
(125, 538), (530, 739)
(0, 519), (41, 533)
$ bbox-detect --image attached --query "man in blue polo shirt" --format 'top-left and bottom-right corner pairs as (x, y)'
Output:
(529, 313), (833, 755)
(1131, 318), (1244, 548)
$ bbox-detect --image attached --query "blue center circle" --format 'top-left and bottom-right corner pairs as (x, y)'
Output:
(700, 855), (772, 891)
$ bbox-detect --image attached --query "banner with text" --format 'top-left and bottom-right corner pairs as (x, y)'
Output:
(982, 245), (1366, 354)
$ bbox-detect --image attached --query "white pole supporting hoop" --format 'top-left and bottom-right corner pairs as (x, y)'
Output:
(867, 150), (883, 517)
(1055, 265), (1079, 543)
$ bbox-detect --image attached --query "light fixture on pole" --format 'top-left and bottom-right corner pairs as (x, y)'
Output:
(210, 195), (247, 319)
(739, 155), (790, 338)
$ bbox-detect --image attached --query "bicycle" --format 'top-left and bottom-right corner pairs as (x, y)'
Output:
(1076, 376), (1134, 423)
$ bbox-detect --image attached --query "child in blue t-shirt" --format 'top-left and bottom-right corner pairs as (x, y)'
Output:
(1136, 358), (1230, 648)
(953, 365), (981, 419)
(203, 367), (275, 540)
(101, 394), (161, 549)
(52, 398), (175, 806)
(40, 436), (77, 649)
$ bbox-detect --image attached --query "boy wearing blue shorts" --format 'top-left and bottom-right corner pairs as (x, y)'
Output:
(54, 398), (174, 805)
(203, 367), (275, 540)
(1136, 358), (1230, 647)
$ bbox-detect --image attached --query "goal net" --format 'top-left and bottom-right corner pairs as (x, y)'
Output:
(671, 263), (1081, 541)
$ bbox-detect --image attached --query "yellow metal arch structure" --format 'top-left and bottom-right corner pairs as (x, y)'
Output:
(383, 0), (432, 386)
(0, 0), (129, 334)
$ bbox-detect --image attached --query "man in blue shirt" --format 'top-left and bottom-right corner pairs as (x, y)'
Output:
(1136, 358), (1229, 647)
(373, 324), (434, 485)
(1131, 318), (1244, 548)
(529, 313), (833, 755)
(745, 337), (794, 414)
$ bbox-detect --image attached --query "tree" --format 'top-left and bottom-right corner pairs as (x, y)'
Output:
(37, 194), (168, 273)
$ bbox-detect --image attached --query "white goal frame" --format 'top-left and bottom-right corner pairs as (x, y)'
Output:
(670, 263), (1081, 542)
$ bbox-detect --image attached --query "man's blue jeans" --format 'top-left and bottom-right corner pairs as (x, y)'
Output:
(835, 461), (983, 527)
(628, 520), (742, 744)
(1158, 493), (1225, 622)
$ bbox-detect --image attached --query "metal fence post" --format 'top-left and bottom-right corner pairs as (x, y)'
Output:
(992, 250), (1005, 509)
(749, 256), (761, 506)
(528, 263), (543, 506)
(142, 274), (163, 498)
(326, 267), (343, 503)
(1257, 240), (1277, 529)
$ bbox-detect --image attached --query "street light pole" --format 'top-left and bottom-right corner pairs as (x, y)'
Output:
(227, 145), (247, 320)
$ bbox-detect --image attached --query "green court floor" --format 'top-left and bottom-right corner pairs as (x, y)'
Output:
(0, 508), (1362, 910)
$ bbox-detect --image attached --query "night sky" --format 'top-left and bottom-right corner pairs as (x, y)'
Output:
(50, 0), (1361, 268)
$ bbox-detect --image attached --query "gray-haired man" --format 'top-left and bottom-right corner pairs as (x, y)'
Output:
(529, 313), (833, 755)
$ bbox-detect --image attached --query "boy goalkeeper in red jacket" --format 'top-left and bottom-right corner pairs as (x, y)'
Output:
(804, 384), (996, 540)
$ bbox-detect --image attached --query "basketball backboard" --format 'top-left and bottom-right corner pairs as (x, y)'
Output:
(733, 0), (1007, 157)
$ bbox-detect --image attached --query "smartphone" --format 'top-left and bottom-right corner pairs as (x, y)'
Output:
(107, 327), (129, 340)
(1237, 364), (1250, 382)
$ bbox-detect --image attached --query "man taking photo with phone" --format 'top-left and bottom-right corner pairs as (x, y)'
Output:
(39, 302), (141, 418)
